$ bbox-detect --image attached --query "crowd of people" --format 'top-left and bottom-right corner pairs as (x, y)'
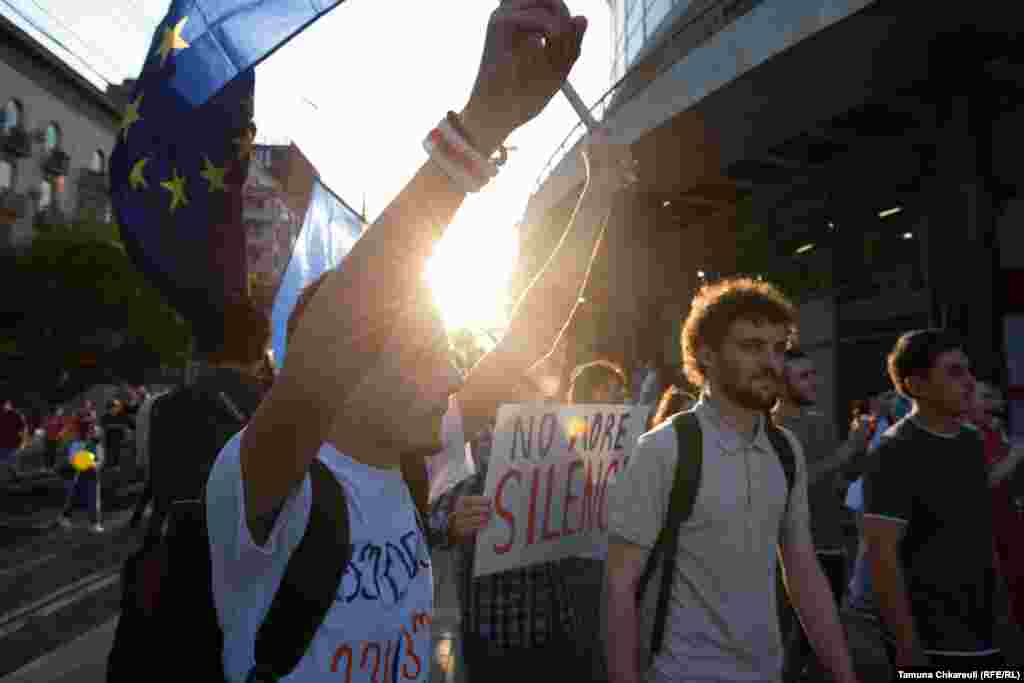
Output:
(2, 385), (152, 533)
(73, 2), (1024, 681)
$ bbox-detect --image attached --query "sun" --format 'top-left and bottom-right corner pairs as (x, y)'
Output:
(425, 211), (519, 334)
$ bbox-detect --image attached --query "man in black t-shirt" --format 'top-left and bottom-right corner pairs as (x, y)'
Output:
(863, 329), (1002, 672)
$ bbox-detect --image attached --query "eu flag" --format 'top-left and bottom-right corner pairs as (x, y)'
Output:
(270, 179), (365, 367)
(109, 0), (349, 349)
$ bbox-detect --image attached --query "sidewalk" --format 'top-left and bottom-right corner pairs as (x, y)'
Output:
(0, 549), (468, 683)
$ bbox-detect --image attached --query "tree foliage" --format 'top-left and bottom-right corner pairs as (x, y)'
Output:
(12, 217), (193, 371)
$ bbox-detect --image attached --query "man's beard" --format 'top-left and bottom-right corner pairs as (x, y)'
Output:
(719, 362), (779, 412)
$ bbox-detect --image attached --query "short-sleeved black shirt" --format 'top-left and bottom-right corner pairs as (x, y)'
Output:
(863, 418), (996, 654)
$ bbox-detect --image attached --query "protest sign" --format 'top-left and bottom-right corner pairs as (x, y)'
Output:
(473, 403), (648, 577)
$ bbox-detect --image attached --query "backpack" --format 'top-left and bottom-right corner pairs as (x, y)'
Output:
(107, 370), (353, 683)
(634, 410), (797, 668)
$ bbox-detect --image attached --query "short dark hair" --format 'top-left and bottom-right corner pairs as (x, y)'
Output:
(886, 329), (966, 399)
(682, 277), (797, 388)
(568, 360), (626, 404)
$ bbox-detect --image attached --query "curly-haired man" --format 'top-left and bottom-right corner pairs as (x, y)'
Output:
(606, 277), (859, 683)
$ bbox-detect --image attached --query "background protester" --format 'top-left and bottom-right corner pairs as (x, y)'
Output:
(1, 398), (28, 479)
(773, 348), (872, 680)
(863, 330), (1003, 671)
(57, 422), (105, 533)
(424, 135), (637, 681)
(563, 359), (629, 683)
(969, 379), (1024, 628)
(607, 277), (859, 683)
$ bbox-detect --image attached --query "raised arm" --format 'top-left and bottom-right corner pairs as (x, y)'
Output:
(239, 1), (588, 523)
(458, 131), (636, 437)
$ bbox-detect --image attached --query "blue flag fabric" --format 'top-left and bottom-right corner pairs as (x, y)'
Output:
(110, 0), (348, 350)
(270, 179), (364, 367)
(136, 0), (347, 109)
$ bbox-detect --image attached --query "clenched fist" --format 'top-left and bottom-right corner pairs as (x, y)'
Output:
(448, 495), (493, 544)
(461, 0), (588, 155)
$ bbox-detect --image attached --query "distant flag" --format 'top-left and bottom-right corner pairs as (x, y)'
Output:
(109, 0), (351, 348)
(270, 180), (365, 368)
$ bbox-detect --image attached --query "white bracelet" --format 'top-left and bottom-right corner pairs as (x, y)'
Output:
(423, 130), (488, 194)
(422, 116), (501, 194)
(437, 119), (499, 180)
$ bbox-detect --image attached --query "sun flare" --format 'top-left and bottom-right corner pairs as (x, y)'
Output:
(425, 214), (519, 334)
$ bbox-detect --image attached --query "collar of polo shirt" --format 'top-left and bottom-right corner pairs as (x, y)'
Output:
(696, 395), (772, 457)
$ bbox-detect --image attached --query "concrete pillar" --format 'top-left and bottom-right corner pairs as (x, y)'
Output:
(922, 93), (999, 376)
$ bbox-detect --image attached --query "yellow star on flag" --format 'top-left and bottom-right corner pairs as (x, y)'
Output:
(160, 168), (189, 213)
(120, 94), (143, 142)
(128, 157), (149, 190)
(157, 17), (190, 67)
(233, 126), (256, 161)
(200, 156), (227, 193)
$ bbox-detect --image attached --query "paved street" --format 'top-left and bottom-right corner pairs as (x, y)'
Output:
(0, 540), (468, 683)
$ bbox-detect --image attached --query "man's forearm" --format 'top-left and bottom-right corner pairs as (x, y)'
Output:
(786, 551), (859, 683)
(606, 581), (643, 683)
(870, 548), (924, 661)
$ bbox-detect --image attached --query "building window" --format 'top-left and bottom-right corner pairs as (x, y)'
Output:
(91, 150), (106, 173)
(44, 122), (61, 153)
(645, 0), (673, 36)
(625, 0), (644, 42)
(0, 160), (11, 191)
(38, 179), (52, 209)
(2, 99), (21, 133)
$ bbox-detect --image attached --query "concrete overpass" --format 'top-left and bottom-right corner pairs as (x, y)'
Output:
(517, 0), (1024, 431)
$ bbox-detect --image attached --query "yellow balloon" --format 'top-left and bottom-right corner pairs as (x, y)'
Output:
(71, 450), (96, 472)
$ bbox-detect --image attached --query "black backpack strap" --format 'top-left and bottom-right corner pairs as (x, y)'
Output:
(249, 459), (352, 682)
(763, 419), (797, 514)
(635, 410), (702, 660)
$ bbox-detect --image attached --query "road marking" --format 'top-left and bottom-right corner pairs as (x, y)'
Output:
(0, 618), (26, 640)
(0, 568), (119, 630)
(36, 573), (119, 618)
(0, 554), (58, 579)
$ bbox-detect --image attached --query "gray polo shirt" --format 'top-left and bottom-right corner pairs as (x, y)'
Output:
(609, 399), (811, 683)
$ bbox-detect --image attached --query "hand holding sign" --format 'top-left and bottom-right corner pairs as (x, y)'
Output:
(582, 128), (639, 190)
(462, 0), (587, 155)
(451, 496), (493, 543)
(474, 403), (649, 577)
